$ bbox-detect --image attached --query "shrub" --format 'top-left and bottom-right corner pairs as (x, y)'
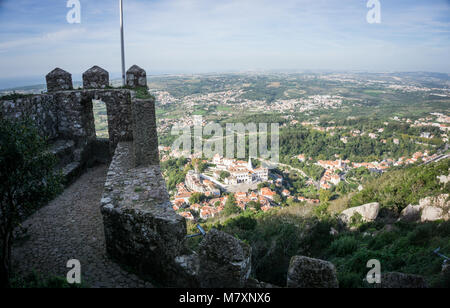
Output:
(0, 119), (63, 287)
(349, 158), (449, 212)
(11, 272), (86, 288)
(349, 212), (364, 229)
(224, 213), (257, 231)
(407, 224), (434, 246)
(337, 271), (362, 288)
(330, 236), (359, 257)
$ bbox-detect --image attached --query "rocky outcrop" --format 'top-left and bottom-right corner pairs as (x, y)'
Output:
(399, 194), (449, 222)
(340, 202), (380, 225)
(420, 194), (449, 222)
(286, 256), (339, 288)
(377, 272), (427, 288)
(198, 228), (251, 288)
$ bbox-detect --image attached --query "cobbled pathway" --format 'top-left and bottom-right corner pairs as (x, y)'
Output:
(12, 165), (153, 288)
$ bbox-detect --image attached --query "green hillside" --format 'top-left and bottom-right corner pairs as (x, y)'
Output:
(187, 159), (450, 287)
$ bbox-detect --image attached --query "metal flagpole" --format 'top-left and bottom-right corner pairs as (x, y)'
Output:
(120, 0), (126, 86)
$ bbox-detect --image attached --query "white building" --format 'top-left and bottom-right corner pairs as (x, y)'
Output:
(222, 157), (268, 185)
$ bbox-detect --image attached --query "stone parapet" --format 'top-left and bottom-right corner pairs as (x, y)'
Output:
(100, 142), (186, 283)
(132, 97), (159, 167)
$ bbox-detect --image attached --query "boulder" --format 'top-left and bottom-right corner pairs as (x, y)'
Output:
(437, 174), (449, 185)
(399, 204), (422, 222)
(198, 228), (251, 288)
(398, 194), (449, 222)
(421, 206), (444, 222)
(286, 256), (339, 288)
(420, 194), (449, 222)
(340, 202), (380, 225)
(377, 272), (427, 288)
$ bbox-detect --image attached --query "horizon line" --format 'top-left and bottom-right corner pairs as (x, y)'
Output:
(1, 69), (450, 91)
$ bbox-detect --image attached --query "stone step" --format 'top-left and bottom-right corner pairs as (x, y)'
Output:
(62, 161), (82, 185)
(49, 139), (75, 168)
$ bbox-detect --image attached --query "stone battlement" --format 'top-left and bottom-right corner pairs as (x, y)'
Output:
(0, 65), (151, 182)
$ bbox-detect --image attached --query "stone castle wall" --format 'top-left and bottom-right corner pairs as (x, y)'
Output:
(0, 65), (150, 183)
(1, 89), (135, 152)
(1, 94), (58, 140)
(1, 65), (339, 288)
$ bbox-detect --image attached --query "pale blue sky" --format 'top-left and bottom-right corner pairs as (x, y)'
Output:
(0, 0), (449, 88)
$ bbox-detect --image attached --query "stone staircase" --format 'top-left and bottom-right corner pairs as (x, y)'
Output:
(49, 139), (83, 185)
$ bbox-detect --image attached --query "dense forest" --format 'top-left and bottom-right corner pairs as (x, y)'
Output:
(279, 125), (439, 163)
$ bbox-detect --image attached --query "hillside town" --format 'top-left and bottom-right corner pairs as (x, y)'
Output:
(152, 77), (449, 223)
(170, 155), (278, 221)
(164, 135), (448, 222)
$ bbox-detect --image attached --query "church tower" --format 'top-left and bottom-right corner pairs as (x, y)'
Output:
(248, 157), (253, 170)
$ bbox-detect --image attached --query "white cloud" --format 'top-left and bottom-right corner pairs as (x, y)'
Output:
(0, 28), (87, 52)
